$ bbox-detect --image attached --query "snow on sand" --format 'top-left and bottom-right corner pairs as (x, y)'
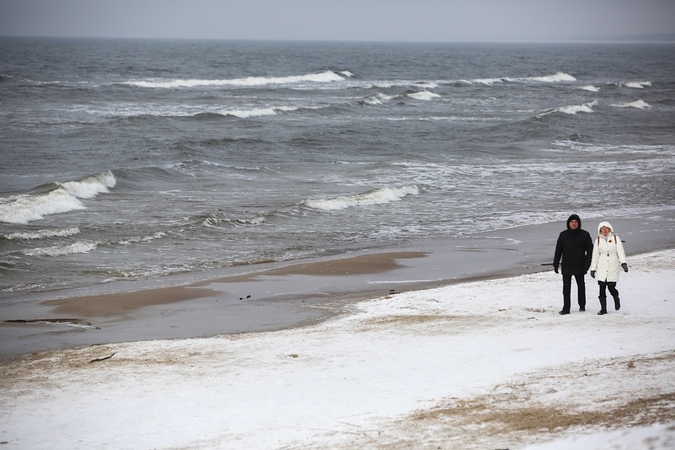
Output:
(2, 250), (675, 449)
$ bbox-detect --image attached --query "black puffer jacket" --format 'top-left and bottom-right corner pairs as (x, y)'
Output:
(553, 214), (593, 275)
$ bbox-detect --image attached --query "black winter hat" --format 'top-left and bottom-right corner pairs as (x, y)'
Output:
(567, 214), (582, 230)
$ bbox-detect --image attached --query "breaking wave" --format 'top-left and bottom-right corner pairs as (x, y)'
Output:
(22, 241), (98, 257)
(3, 227), (80, 240)
(620, 81), (652, 89)
(0, 171), (116, 224)
(527, 72), (577, 83)
(407, 91), (441, 101)
(302, 186), (419, 211)
(361, 93), (396, 106)
(611, 100), (651, 109)
(123, 70), (345, 89)
(538, 100), (597, 116)
(459, 72), (576, 86)
(216, 106), (299, 118)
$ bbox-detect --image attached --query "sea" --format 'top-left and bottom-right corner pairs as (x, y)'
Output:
(1, 38), (675, 300)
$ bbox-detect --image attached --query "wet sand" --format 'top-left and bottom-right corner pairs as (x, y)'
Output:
(2, 213), (675, 362)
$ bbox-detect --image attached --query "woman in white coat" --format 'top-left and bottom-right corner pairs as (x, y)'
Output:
(590, 221), (628, 315)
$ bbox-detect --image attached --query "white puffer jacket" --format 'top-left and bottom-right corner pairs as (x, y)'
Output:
(590, 221), (627, 282)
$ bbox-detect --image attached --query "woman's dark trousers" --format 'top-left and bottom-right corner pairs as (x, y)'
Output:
(599, 281), (620, 310)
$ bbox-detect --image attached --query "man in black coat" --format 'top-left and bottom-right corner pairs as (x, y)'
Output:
(553, 214), (593, 315)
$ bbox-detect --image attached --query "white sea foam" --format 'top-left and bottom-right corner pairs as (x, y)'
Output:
(118, 232), (167, 245)
(414, 82), (439, 89)
(462, 77), (504, 85)
(22, 241), (97, 257)
(0, 171), (116, 224)
(202, 215), (266, 227)
(579, 85), (600, 92)
(460, 72), (575, 86)
(303, 185), (419, 211)
(621, 81), (652, 89)
(610, 99), (651, 109)
(3, 227), (80, 240)
(527, 72), (576, 83)
(60, 171), (116, 199)
(124, 71), (345, 89)
(218, 106), (299, 118)
(407, 91), (440, 101)
(362, 93), (395, 105)
(539, 100), (597, 116)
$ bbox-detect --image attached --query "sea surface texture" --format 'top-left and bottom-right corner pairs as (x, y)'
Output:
(1, 39), (674, 298)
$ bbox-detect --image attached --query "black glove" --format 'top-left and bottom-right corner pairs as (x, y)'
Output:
(553, 266), (559, 274)
(590, 270), (595, 278)
(622, 263), (628, 272)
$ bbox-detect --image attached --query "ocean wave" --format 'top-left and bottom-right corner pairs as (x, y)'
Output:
(201, 213), (266, 228)
(414, 81), (439, 89)
(0, 171), (116, 224)
(538, 100), (597, 117)
(526, 72), (576, 83)
(216, 106), (299, 119)
(459, 77), (505, 86)
(620, 81), (652, 89)
(60, 171), (116, 199)
(458, 72), (576, 86)
(22, 241), (98, 257)
(3, 227), (80, 240)
(579, 85), (600, 92)
(302, 185), (419, 211)
(610, 100), (651, 109)
(122, 70), (345, 89)
(118, 232), (167, 245)
(407, 91), (441, 101)
(360, 93), (396, 106)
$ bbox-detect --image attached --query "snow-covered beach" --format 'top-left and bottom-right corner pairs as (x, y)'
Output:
(2, 249), (674, 449)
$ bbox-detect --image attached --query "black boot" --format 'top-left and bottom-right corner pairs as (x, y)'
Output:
(597, 296), (607, 315)
(613, 294), (621, 311)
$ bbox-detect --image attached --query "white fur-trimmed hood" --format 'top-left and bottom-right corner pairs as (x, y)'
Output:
(597, 221), (614, 235)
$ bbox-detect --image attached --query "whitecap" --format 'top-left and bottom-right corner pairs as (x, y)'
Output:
(0, 190), (85, 224)
(3, 227), (80, 240)
(462, 77), (504, 86)
(218, 106), (299, 119)
(527, 72), (576, 83)
(22, 241), (97, 257)
(0, 171), (116, 224)
(621, 81), (652, 89)
(610, 100), (651, 109)
(118, 232), (167, 245)
(414, 82), (439, 89)
(362, 93), (395, 105)
(60, 171), (116, 199)
(539, 100), (597, 116)
(579, 85), (600, 92)
(407, 91), (440, 101)
(202, 214), (265, 227)
(123, 70), (345, 89)
(302, 186), (419, 211)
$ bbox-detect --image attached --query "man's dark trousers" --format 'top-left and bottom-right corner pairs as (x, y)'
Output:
(562, 273), (586, 313)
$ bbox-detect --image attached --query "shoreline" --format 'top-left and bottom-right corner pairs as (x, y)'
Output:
(2, 248), (674, 448)
(2, 213), (675, 362)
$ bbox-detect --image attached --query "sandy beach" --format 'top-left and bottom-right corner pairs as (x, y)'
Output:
(1, 216), (675, 448)
(2, 214), (675, 362)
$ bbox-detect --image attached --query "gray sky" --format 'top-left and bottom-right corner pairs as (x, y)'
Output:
(1, 0), (674, 42)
